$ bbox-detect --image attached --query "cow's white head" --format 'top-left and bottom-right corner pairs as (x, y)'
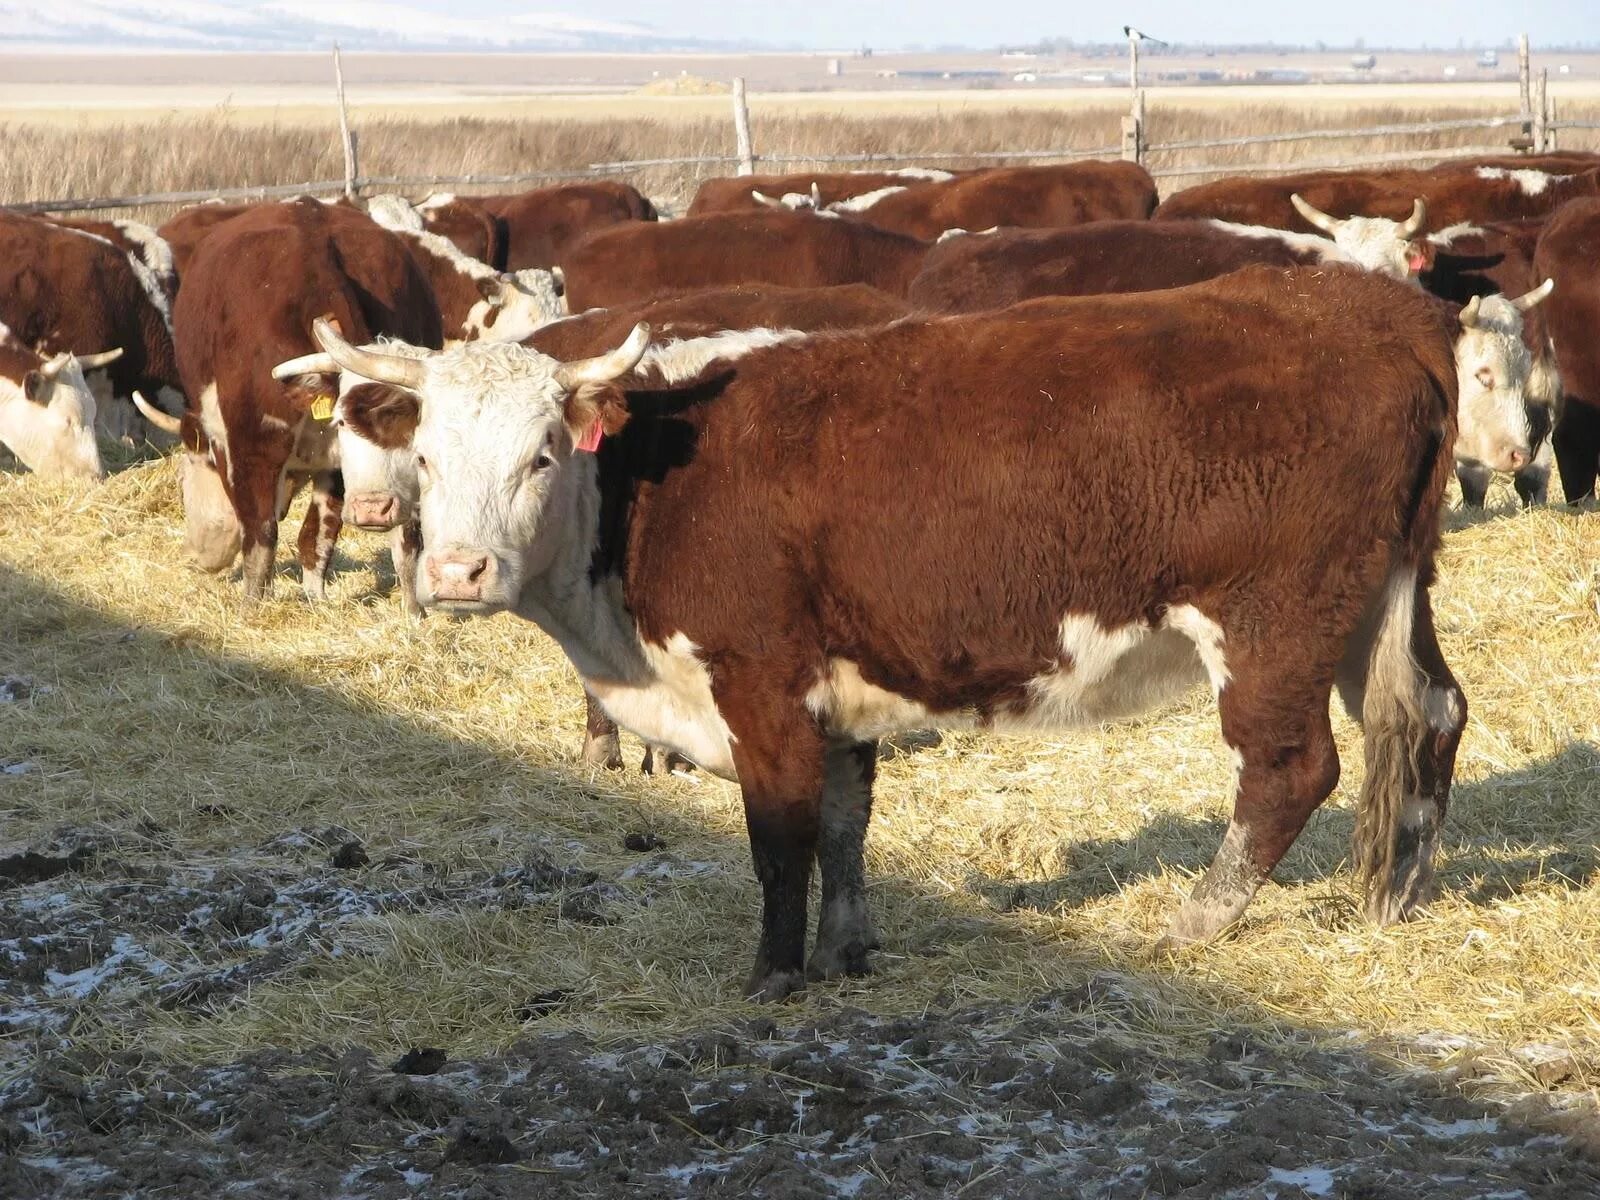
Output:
(1289, 194), (1433, 280)
(273, 339), (433, 530)
(290, 318), (649, 613)
(1452, 281), (1555, 474)
(0, 351), (108, 481)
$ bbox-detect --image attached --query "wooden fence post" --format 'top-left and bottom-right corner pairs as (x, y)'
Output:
(1548, 87), (1559, 152)
(732, 78), (756, 176)
(1517, 33), (1532, 150)
(1121, 89), (1145, 164)
(1534, 69), (1549, 152)
(332, 44), (359, 198)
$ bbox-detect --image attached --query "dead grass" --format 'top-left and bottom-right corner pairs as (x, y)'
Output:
(4, 97), (1599, 218)
(1, 454), (1596, 1110)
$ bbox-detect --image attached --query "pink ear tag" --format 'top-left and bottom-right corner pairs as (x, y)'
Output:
(575, 421), (604, 453)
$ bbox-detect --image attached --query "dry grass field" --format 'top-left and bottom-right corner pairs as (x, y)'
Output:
(3, 91), (1600, 1196)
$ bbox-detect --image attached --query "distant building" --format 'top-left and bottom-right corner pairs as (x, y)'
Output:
(1351, 53), (1376, 70)
(827, 58), (843, 76)
(1478, 49), (1499, 68)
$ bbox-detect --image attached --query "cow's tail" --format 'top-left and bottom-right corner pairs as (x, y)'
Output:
(1350, 345), (1462, 924)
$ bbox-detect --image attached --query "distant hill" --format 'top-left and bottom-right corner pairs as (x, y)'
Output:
(0, 1), (732, 52)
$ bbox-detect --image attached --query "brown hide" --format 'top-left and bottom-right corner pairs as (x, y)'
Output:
(479, 182), (657, 271)
(908, 220), (1326, 313)
(0, 211), (179, 402)
(417, 197), (507, 269)
(158, 204), (260, 279)
(1533, 197), (1600, 500)
(526, 283), (909, 361)
(560, 210), (932, 311)
(1155, 165), (1600, 229)
(837, 161), (1157, 239)
(172, 198), (443, 597)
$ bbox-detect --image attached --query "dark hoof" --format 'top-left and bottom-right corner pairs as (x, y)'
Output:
(806, 940), (872, 982)
(744, 967), (807, 1003)
(582, 732), (624, 771)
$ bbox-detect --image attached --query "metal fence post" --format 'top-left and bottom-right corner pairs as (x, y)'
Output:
(732, 78), (756, 177)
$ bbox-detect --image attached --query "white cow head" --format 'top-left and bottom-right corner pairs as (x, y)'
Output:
(472, 268), (565, 343)
(0, 351), (108, 481)
(284, 318), (649, 613)
(1452, 281), (1555, 474)
(1289, 194), (1433, 280)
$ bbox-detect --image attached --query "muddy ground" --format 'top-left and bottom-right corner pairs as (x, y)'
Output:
(4, 822), (1598, 1199)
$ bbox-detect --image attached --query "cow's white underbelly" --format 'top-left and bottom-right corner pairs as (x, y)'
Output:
(588, 608), (1230, 781)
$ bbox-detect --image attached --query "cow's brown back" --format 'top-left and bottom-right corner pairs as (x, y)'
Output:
(688, 171), (957, 216)
(480, 182), (657, 271)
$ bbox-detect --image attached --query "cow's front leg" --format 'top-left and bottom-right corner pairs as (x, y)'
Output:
(392, 519), (423, 618)
(809, 738), (879, 981)
(581, 688), (623, 770)
(232, 457), (282, 603)
(297, 470), (344, 602)
(1454, 460), (1493, 509)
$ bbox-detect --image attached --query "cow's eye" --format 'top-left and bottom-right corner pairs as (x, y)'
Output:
(1475, 366), (1495, 388)
(533, 453), (554, 472)
(416, 455), (431, 483)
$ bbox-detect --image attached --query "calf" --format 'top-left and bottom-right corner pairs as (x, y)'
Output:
(561, 209), (932, 310)
(167, 197), (442, 601)
(0, 335), (106, 480)
(315, 265), (1465, 1000)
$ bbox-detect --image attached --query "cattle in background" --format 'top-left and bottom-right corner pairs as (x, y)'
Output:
(50, 216), (179, 308)
(1533, 197), (1600, 501)
(412, 194), (506, 269)
(1155, 165), (1600, 231)
(365, 195), (561, 343)
(0, 335), (108, 481)
(0, 211), (183, 446)
(450, 182), (658, 272)
(561, 209), (932, 310)
(157, 202), (258, 279)
(688, 168), (957, 217)
(813, 161), (1157, 240)
(162, 197), (443, 602)
(321, 265), (1465, 1000)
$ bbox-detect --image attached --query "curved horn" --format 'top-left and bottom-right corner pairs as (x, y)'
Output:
(810, 182), (822, 209)
(1289, 192), (1342, 235)
(1399, 197), (1427, 239)
(76, 347), (124, 370)
(1459, 295), (1483, 329)
(132, 390), (183, 436)
(311, 318), (427, 390)
(553, 323), (652, 390)
(750, 190), (783, 209)
(271, 351), (341, 381)
(37, 353), (72, 381)
(1511, 278), (1555, 311)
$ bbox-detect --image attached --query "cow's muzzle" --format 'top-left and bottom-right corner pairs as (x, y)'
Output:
(425, 550), (497, 605)
(348, 491), (403, 530)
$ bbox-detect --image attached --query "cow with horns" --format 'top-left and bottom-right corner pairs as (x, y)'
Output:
(287, 264), (1467, 1001)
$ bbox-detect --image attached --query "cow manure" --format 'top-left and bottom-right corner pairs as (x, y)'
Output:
(622, 831), (667, 853)
(391, 1047), (448, 1076)
(0, 846), (95, 889)
(516, 990), (574, 1022)
(442, 1118), (522, 1166)
(329, 840), (369, 870)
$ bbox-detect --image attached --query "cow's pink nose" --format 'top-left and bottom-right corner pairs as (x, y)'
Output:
(1505, 448), (1529, 471)
(427, 552), (495, 602)
(348, 492), (401, 529)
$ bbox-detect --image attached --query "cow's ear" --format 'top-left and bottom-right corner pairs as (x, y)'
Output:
(563, 383), (631, 443)
(343, 382), (420, 449)
(1407, 240), (1437, 274)
(476, 275), (507, 307)
(22, 371), (49, 404)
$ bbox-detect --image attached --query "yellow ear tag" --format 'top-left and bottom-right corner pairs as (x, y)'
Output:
(310, 393), (335, 422)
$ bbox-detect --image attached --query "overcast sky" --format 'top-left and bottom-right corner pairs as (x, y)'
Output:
(489, 2), (1593, 50)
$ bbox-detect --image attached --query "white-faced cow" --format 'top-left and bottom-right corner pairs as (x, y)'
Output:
(307, 265), (1466, 1001)
(688, 169), (958, 217)
(0, 329), (108, 481)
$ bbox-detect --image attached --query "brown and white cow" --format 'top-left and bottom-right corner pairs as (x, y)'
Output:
(157, 202), (258, 280)
(162, 197), (443, 602)
(312, 264), (1466, 1001)
(476, 182), (658, 272)
(0, 211), (183, 446)
(561, 209), (933, 311)
(412, 194), (507, 269)
(1155, 165), (1600, 231)
(1533, 197), (1600, 502)
(688, 168), (958, 217)
(803, 161), (1157, 241)
(365, 195), (561, 343)
(0, 330), (110, 481)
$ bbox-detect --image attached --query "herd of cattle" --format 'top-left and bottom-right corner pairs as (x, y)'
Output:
(3, 152), (1597, 998)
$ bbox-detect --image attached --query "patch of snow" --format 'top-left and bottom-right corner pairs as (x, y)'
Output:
(1268, 1166), (1336, 1196)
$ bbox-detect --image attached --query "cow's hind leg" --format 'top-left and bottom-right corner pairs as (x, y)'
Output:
(297, 470), (344, 602)
(1165, 645), (1341, 946)
(1337, 571), (1464, 924)
(1553, 401), (1600, 502)
(808, 739), (879, 982)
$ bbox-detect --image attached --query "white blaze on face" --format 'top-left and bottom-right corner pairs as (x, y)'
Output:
(1323, 214), (1429, 280)
(1454, 295), (1535, 473)
(179, 451), (242, 571)
(0, 354), (105, 481)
